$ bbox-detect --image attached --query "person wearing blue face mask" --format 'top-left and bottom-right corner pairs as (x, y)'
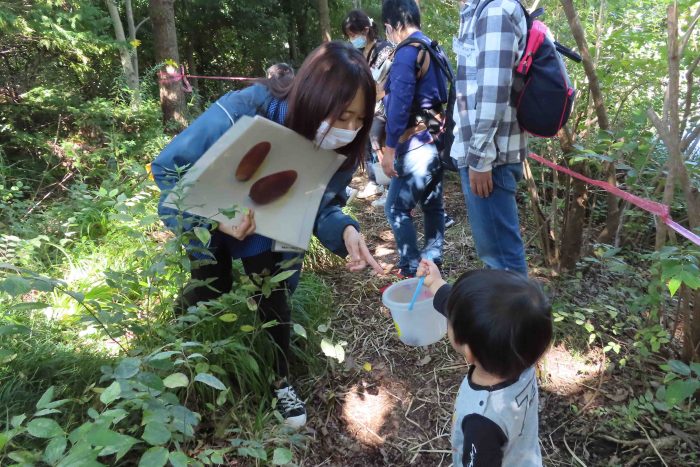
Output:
(342, 9), (394, 202)
(151, 42), (384, 429)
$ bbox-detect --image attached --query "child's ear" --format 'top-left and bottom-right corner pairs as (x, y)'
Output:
(463, 344), (475, 365)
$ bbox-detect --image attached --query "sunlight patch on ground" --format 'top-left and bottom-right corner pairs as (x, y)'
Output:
(540, 344), (606, 396)
(341, 381), (396, 447)
(373, 245), (395, 258)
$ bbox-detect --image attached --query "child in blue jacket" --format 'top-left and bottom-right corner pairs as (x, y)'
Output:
(151, 41), (383, 428)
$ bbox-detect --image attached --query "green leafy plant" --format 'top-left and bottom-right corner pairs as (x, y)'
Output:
(658, 359), (700, 408)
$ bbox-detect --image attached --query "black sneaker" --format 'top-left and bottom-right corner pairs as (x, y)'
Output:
(444, 213), (456, 229)
(274, 383), (306, 428)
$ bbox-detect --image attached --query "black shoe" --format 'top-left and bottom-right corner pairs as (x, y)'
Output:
(444, 214), (455, 229)
(274, 383), (306, 428)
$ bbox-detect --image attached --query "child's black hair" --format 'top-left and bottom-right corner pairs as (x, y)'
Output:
(446, 270), (552, 380)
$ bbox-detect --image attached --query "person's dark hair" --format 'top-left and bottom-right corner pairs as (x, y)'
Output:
(446, 270), (553, 380)
(261, 63), (295, 98)
(285, 41), (375, 170)
(342, 9), (379, 42)
(382, 0), (421, 30)
(266, 63), (294, 81)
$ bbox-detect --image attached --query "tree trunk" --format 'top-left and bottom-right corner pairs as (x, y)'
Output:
(104, 0), (139, 99)
(560, 0), (621, 246)
(125, 0), (139, 83)
(557, 127), (588, 271)
(150, 0), (187, 132)
(184, 39), (198, 97)
(686, 289), (700, 361)
(296, 2), (311, 57)
(317, 0), (331, 43)
(282, 0), (299, 64)
(646, 2), (700, 361)
(523, 159), (556, 267)
(648, 3), (700, 242)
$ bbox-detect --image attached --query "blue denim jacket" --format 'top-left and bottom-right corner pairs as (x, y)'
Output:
(151, 83), (359, 258)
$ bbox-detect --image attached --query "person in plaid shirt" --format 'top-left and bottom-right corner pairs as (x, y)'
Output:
(451, 0), (529, 275)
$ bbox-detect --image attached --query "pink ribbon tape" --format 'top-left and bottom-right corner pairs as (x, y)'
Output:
(528, 153), (699, 246)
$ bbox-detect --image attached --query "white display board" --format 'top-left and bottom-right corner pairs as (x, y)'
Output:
(163, 116), (346, 250)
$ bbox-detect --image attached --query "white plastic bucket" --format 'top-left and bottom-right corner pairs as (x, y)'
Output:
(381, 278), (447, 346)
(372, 162), (391, 187)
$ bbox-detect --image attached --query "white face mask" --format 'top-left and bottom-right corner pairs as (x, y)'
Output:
(385, 24), (398, 47)
(314, 120), (362, 150)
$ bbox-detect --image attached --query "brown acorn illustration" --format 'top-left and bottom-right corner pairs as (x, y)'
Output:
(235, 141), (271, 181)
(249, 170), (298, 205)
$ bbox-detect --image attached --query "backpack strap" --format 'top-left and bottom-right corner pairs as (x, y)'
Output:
(516, 20), (546, 75)
(366, 43), (377, 66)
(395, 37), (430, 79)
(416, 47), (430, 80)
(395, 37), (456, 139)
(395, 37), (454, 85)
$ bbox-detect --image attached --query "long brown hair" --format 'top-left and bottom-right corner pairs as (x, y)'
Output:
(283, 41), (376, 170)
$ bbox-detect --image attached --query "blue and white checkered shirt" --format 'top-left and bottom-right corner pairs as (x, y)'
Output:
(451, 0), (528, 172)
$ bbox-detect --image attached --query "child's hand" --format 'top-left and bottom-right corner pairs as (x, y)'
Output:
(417, 259), (446, 295)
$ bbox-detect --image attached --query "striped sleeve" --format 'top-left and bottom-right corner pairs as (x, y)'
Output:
(467, 4), (522, 171)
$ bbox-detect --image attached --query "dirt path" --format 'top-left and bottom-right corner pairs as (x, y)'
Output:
(296, 172), (465, 466)
(296, 172), (668, 466)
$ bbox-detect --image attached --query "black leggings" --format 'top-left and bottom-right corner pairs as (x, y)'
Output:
(178, 232), (292, 378)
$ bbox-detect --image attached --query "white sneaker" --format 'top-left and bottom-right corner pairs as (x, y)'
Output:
(371, 192), (388, 208)
(346, 187), (359, 203)
(274, 383), (306, 428)
(357, 182), (384, 199)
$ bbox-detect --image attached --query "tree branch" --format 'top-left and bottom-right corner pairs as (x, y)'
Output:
(647, 108), (673, 152)
(135, 17), (150, 35)
(681, 124), (700, 153)
(680, 55), (699, 138)
(679, 4), (700, 58)
(612, 83), (647, 127)
(125, 0), (136, 41)
(559, 0), (610, 130)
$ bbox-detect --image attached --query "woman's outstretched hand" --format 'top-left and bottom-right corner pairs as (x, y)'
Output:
(343, 226), (384, 274)
(219, 209), (256, 240)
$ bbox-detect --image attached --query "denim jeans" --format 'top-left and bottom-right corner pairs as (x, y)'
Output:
(365, 140), (377, 183)
(459, 163), (527, 274)
(385, 141), (444, 276)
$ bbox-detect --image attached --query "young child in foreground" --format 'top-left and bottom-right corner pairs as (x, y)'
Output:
(417, 259), (553, 467)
